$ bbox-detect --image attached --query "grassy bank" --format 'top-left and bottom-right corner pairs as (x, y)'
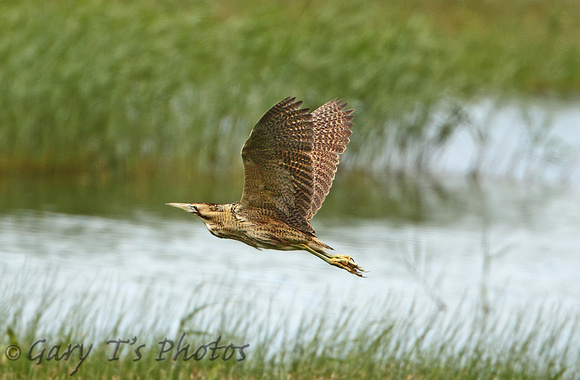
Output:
(1, 0), (578, 177)
(1, 275), (578, 379)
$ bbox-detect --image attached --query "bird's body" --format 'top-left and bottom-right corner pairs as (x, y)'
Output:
(167, 97), (365, 277)
(177, 202), (332, 252)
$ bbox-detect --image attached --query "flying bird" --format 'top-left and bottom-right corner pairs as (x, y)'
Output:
(167, 97), (365, 277)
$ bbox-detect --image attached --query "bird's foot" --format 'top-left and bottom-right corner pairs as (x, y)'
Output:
(295, 244), (367, 277)
(327, 254), (366, 278)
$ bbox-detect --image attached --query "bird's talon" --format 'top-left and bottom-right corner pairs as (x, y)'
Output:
(328, 255), (366, 277)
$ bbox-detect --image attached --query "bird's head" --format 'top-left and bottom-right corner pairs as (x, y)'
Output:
(165, 202), (225, 223)
(166, 202), (205, 216)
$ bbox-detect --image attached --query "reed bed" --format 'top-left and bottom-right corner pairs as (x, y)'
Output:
(1, 0), (578, 177)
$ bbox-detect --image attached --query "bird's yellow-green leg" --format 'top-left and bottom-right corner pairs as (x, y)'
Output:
(294, 244), (366, 277)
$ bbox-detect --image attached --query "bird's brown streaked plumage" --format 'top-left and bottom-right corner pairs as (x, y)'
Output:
(309, 100), (354, 220)
(166, 97), (365, 277)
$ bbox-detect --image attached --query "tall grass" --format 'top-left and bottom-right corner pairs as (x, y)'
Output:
(1, 273), (578, 379)
(1, 0), (578, 177)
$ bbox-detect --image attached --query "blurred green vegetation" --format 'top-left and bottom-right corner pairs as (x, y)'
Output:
(0, 0), (578, 178)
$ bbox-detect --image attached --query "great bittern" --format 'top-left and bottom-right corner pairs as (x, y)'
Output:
(167, 97), (365, 277)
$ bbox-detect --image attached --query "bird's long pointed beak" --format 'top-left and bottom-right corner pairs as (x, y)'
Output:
(165, 202), (192, 212)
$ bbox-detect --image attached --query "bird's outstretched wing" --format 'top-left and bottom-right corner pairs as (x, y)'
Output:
(240, 97), (316, 234)
(240, 97), (353, 235)
(308, 99), (353, 219)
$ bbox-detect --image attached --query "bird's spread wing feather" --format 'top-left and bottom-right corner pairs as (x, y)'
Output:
(240, 97), (316, 234)
(240, 97), (353, 234)
(308, 99), (353, 219)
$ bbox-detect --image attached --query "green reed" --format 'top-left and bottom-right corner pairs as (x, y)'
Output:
(0, 272), (577, 379)
(0, 0), (578, 177)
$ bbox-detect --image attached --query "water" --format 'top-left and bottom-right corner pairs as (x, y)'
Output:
(1, 100), (580, 356)
(437, 98), (580, 182)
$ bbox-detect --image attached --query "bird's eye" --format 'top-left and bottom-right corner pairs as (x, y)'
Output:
(191, 205), (198, 213)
